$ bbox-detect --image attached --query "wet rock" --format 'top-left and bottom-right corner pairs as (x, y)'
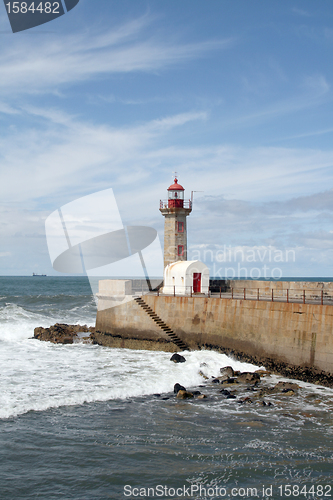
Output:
(237, 372), (261, 384)
(259, 381), (299, 397)
(220, 366), (234, 378)
(255, 370), (271, 377)
(212, 378), (221, 384)
(246, 386), (258, 392)
(221, 377), (238, 385)
(174, 383), (186, 393)
(34, 323), (95, 344)
(220, 389), (231, 396)
(274, 381), (299, 391)
(239, 397), (253, 405)
(281, 389), (295, 396)
(258, 400), (272, 407)
(176, 390), (194, 399)
(192, 391), (201, 396)
(220, 389), (237, 400)
(170, 353), (186, 363)
(197, 394), (207, 399)
(199, 371), (209, 379)
(63, 338), (73, 344)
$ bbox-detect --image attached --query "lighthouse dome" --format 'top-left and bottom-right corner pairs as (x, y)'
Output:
(167, 178), (184, 191)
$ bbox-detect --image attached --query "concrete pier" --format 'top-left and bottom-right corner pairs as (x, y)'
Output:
(95, 280), (333, 383)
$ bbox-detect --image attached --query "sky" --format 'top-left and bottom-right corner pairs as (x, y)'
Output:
(1, 0), (333, 278)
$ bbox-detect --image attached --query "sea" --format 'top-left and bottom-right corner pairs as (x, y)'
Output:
(0, 276), (332, 500)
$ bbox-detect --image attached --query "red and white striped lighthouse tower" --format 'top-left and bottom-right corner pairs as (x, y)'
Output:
(159, 176), (192, 269)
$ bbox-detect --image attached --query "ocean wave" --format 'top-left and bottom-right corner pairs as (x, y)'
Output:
(0, 347), (262, 419)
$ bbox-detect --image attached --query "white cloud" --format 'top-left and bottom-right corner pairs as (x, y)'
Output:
(0, 16), (232, 95)
(1, 106), (333, 211)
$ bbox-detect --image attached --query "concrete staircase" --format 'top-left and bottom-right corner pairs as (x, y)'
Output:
(134, 296), (188, 351)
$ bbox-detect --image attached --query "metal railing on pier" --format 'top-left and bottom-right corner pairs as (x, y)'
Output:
(215, 287), (333, 305)
(148, 285), (333, 305)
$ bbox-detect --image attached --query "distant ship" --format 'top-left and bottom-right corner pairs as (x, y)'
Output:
(32, 273), (47, 277)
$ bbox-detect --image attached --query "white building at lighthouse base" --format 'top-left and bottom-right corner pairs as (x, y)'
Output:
(162, 260), (209, 296)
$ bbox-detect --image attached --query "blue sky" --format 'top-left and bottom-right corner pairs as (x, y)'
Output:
(1, 0), (333, 277)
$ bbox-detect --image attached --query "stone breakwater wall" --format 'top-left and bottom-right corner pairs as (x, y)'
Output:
(95, 291), (333, 385)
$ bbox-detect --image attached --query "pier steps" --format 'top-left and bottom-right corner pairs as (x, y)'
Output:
(134, 297), (188, 351)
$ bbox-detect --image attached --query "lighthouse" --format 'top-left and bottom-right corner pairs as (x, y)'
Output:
(159, 176), (192, 269)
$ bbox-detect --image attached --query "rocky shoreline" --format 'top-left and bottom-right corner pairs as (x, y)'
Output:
(34, 323), (96, 344)
(204, 344), (333, 388)
(33, 324), (333, 388)
(166, 355), (304, 405)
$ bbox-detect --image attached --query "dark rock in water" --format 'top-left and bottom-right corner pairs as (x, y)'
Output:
(154, 394), (161, 397)
(220, 389), (231, 396)
(226, 394), (236, 399)
(170, 353), (186, 363)
(259, 400), (273, 407)
(212, 378), (220, 384)
(237, 372), (261, 384)
(220, 366), (234, 378)
(281, 389), (295, 396)
(174, 383), (186, 394)
(192, 391), (201, 396)
(259, 381), (299, 397)
(162, 397), (169, 400)
(246, 386), (257, 391)
(275, 381), (299, 392)
(221, 377), (238, 385)
(176, 390), (194, 399)
(34, 323), (95, 344)
(239, 397), (253, 405)
(63, 338), (74, 344)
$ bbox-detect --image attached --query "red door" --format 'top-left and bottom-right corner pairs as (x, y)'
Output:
(193, 273), (201, 293)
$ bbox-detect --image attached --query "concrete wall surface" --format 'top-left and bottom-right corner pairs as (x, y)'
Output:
(96, 294), (333, 375)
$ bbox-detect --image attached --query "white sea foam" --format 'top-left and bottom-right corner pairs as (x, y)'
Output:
(1, 300), (331, 421)
(0, 306), (263, 419)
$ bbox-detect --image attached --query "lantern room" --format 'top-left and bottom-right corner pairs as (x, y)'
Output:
(167, 178), (184, 208)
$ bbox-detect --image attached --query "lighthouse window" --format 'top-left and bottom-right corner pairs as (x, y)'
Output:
(178, 222), (184, 232)
(178, 245), (184, 256)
